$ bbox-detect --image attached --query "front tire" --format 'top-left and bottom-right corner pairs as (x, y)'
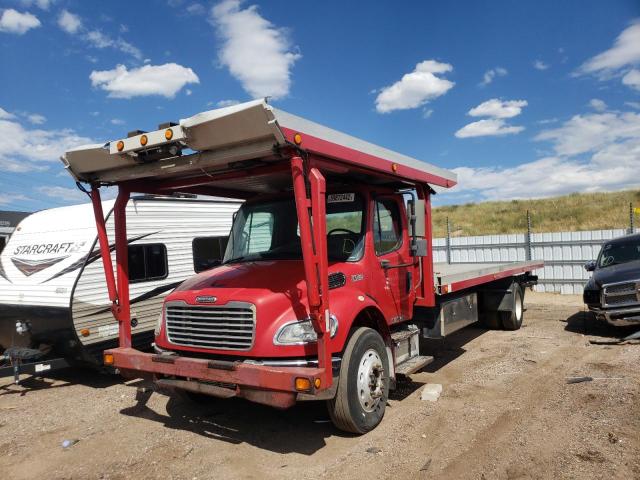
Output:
(327, 327), (390, 434)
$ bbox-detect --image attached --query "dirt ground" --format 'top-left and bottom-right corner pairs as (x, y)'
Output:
(1, 291), (639, 480)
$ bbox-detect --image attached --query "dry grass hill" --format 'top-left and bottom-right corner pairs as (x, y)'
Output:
(432, 189), (640, 237)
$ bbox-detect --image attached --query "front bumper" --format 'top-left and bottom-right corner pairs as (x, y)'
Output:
(105, 347), (326, 408)
(589, 305), (640, 326)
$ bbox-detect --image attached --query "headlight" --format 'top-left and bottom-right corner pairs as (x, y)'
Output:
(274, 314), (338, 345)
(154, 311), (163, 337)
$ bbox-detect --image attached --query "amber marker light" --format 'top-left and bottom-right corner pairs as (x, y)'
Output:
(80, 328), (90, 337)
(295, 377), (312, 391)
(391, 163), (398, 173)
(116, 140), (125, 152)
(140, 134), (148, 146)
(293, 133), (303, 145)
(103, 353), (114, 366)
(314, 378), (321, 389)
(165, 128), (173, 140)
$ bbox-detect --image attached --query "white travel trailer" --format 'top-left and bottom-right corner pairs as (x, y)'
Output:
(0, 195), (240, 378)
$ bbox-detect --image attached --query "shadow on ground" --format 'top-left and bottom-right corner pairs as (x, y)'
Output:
(119, 384), (351, 454)
(564, 310), (639, 340)
(0, 367), (121, 397)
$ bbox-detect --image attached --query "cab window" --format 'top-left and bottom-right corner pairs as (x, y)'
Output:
(373, 199), (402, 255)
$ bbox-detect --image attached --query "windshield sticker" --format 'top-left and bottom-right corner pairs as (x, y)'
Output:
(328, 193), (355, 203)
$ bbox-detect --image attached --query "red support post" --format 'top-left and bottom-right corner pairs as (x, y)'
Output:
(291, 156), (332, 389)
(114, 187), (132, 348)
(90, 188), (118, 305)
(422, 188), (436, 307)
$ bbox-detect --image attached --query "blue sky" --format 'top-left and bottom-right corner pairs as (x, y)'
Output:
(1, 0), (639, 212)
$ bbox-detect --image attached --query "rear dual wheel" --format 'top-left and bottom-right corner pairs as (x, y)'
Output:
(483, 282), (525, 330)
(327, 327), (390, 434)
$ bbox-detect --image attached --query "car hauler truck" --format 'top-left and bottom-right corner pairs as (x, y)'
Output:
(62, 100), (542, 433)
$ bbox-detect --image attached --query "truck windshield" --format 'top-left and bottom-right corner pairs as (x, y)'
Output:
(223, 194), (365, 264)
(597, 240), (640, 268)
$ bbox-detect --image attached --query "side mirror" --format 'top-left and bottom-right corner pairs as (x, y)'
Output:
(584, 260), (596, 272)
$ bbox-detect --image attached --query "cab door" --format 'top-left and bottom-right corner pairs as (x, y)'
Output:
(370, 196), (413, 323)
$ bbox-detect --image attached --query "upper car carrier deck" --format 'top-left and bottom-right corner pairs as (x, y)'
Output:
(62, 99), (457, 192)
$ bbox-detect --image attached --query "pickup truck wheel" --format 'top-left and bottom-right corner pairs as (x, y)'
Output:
(327, 327), (389, 434)
(501, 283), (524, 330)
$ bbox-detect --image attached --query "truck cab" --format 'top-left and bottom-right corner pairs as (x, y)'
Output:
(155, 187), (413, 363)
(583, 233), (640, 326)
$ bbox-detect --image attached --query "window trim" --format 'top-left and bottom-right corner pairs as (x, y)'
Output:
(128, 243), (168, 284)
(192, 235), (228, 273)
(372, 197), (404, 257)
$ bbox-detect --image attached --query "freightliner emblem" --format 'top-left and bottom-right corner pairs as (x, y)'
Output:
(196, 296), (217, 303)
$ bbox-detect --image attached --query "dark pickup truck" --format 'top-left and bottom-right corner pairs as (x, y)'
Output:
(583, 233), (640, 326)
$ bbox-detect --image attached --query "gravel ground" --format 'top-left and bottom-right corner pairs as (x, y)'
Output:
(1, 291), (639, 479)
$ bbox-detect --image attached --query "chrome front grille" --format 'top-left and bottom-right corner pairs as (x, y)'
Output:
(165, 301), (256, 350)
(603, 281), (640, 308)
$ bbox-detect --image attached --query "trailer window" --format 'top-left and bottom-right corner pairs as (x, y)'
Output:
(0, 236), (5, 253)
(373, 199), (402, 255)
(192, 236), (229, 272)
(128, 244), (168, 282)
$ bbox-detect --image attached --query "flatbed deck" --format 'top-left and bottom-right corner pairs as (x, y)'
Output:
(433, 261), (543, 295)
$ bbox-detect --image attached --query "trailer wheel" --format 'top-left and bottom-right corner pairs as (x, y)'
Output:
(327, 327), (389, 434)
(501, 283), (524, 330)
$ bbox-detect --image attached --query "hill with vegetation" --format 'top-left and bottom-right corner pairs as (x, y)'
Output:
(432, 189), (640, 237)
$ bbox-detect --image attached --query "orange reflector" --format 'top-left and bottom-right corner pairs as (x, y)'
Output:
(314, 378), (321, 389)
(295, 377), (311, 391)
(80, 328), (90, 337)
(391, 163), (398, 172)
(117, 140), (124, 152)
(165, 128), (173, 140)
(103, 353), (114, 366)
(140, 134), (148, 146)
(293, 133), (302, 145)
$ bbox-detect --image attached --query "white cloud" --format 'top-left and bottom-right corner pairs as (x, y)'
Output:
(0, 9), (41, 34)
(0, 107), (15, 120)
(110, 118), (125, 125)
(423, 109), (434, 119)
(535, 111), (640, 157)
(480, 67), (507, 86)
(57, 10), (81, 34)
(448, 109), (640, 201)
(210, 0), (301, 99)
(375, 60), (454, 113)
(186, 3), (206, 15)
(36, 186), (88, 202)
(455, 119), (525, 138)
(622, 69), (640, 91)
(0, 117), (93, 173)
(456, 99), (527, 138)
(216, 99), (240, 107)
(27, 113), (46, 124)
(589, 98), (607, 112)
(469, 99), (528, 119)
(20, 0), (51, 10)
(447, 109), (640, 200)
(90, 63), (200, 99)
(0, 193), (28, 206)
(579, 21), (640, 75)
(626, 101), (640, 109)
(533, 60), (549, 70)
(84, 30), (143, 60)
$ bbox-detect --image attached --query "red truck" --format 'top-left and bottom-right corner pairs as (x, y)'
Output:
(62, 100), (542, 433)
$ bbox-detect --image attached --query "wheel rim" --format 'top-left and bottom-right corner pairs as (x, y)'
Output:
(515, 291), (523, 320)
(356, 348), (384, 413)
